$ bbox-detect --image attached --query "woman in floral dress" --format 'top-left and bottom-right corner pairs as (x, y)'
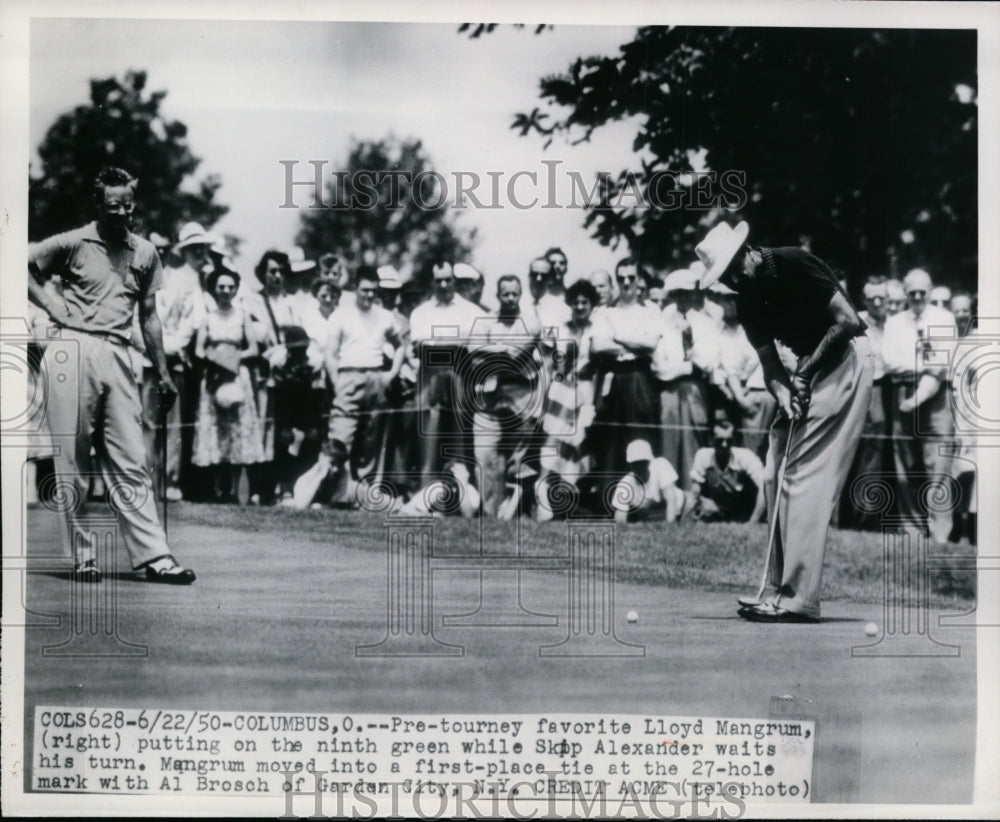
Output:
(191, 268), (265, 502)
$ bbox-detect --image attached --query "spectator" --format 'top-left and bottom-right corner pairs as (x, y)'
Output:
(950, 292), (974, 337)
(374, 279), (424, 494)
(949, 292), (979, 545)
(688, 421), (766, 522)
(885, 278), (906, 315)
(271, 325), (326, 502)
(536, 279), (599, 520)
(409, 262), (480, 484)
(524, 256), (571, 333)
(928, 285), (952, 310)
(242, 250), (295, 505)
(655, 267), (721, 489)
(589, 269), (615, 308)
(468, 274), (543, 517)
(191, 267), (265, 504)
(839, 276), (892, 529)
(454, 262), (488, 311)
(590, 257), (662, 478)
(324, 266), (404, 482)
(882, 268), (958, 543)
(286, 247), (319, 322)
(612, 439), (685, 524)
(544, 247), (569, 300)
(709, 281), (763, 444)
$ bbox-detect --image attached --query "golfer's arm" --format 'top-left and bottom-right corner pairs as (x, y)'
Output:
(756, 343), (793, 400)
(139, 292), (170, 382)
(28, 262), (68, 323)
(909, 373), (943, 409)
(795, 290), (865, 379)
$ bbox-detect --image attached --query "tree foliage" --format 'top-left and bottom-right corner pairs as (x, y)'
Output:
(510, 27), (977, 289)
(295, 136), (477, 287)
(30, 70), (228, 241)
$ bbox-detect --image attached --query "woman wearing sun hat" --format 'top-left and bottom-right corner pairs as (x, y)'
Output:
(696, 221), (874, 622)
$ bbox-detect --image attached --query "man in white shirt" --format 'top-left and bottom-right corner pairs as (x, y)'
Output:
(654, 267), (722, 488)
(325, 266), (404, 479)
(524, 257), (571, 335)
(589, 269), (615, 309)
(688, 421), (765, 522)
(590, 258), (663, 477)
(469, 275), (544, 516)
(410, 262), (481, 484)
(612, 439), (685, 524)
(840, 276), (892, 529)
(882, 268), (957, 542)
(709, 281), (761, 439)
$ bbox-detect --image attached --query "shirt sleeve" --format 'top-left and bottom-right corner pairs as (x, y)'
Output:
(688, 449), (711, 485)
(653, 457), (679, 489)
(28, 231), (74, 277)
(736, 448), (765, 488)
(142, 248), (164, 298)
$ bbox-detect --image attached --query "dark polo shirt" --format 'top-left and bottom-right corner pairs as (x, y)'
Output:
(738, 247), (864, 359)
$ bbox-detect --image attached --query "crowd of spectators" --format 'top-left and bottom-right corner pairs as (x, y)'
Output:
(26, 222), (979, 542)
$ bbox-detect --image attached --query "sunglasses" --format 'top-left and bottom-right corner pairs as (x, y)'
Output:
(714, 438), (734, 446)
(616, 274), (638, 283)
(907, 290), (927, 298)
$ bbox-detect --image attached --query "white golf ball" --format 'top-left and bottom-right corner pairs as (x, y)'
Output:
(864, 622), (879, 637)
(626, 610), (639, 623)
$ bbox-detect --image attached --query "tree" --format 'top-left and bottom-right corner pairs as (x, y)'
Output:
(508, 27), (977, 290)
(30, 70), (228, 241)
(295, 136), (477, 287)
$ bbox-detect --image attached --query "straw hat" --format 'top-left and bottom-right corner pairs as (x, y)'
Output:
(695, 221), (750, 289)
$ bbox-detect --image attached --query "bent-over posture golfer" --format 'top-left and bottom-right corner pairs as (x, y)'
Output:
(28, 167), (196, 584)
(696, 222), (873, 622)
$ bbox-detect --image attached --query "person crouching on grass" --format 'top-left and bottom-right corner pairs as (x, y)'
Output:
(694, 221), (873, 623)
(611, 440), (686, 524)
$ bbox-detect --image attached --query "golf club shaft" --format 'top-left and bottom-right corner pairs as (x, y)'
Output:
(161, 402), (168, 541)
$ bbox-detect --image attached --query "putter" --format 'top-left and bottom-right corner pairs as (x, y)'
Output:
(160, 400), (169, 541)
(738, 415), (796, 609)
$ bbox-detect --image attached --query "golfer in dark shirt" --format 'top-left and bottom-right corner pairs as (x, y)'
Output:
(696, 221), (874, 622)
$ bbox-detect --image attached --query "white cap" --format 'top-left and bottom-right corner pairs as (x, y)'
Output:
(662, 268), (700, 292)
(289, 246), (317, 274)
(454, 263), (482, 281)
(377, 265), (402, 289)
(625, 439), (654, 463)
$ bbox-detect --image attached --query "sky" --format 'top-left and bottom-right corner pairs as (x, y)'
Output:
(29, 18), (642, 297)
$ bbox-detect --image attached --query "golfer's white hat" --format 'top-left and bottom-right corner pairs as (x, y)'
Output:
(695, 221), (750, 289)
(625, 439), (654, 463)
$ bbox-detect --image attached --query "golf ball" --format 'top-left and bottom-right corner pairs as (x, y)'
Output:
(626, 610), (639, 623)
(864, 622), (879, 637)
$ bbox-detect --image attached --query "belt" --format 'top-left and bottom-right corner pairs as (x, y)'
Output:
(606, 357), (652, 374)
(339, 366), (383, 373)
(56, 325), (130, 346)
